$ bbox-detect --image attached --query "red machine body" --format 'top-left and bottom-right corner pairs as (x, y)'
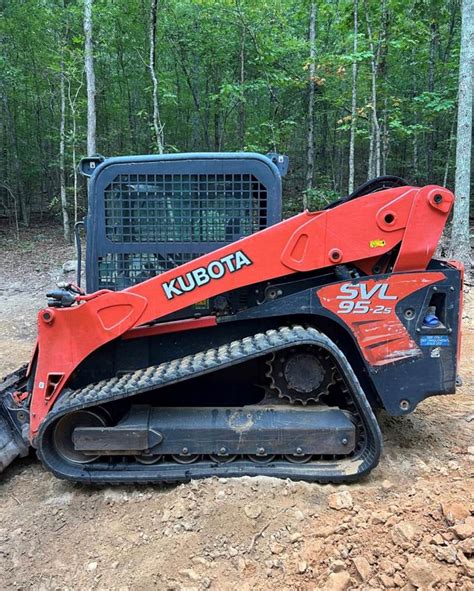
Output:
(28, 184), (454, 436)
(0, 180), (462, 484)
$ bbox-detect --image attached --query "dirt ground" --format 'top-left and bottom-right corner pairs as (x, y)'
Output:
(0, 224), (472, 591)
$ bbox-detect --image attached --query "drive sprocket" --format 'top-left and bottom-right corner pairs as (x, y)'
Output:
(266, 346), (336, 405)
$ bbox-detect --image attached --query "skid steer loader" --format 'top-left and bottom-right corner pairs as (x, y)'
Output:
(0, 152), (463, 483)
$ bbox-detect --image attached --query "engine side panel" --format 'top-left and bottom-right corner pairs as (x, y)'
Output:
(219, 266), (461, 415)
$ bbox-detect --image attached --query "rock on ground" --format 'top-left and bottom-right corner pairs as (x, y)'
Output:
(405, 557), (439, 588)
(328, 490), (353, 510)
(323, 571), (351, 591)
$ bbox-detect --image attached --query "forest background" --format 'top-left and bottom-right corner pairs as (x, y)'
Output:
(0, 0), (472, 266)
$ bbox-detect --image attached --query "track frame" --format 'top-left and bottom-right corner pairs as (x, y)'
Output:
(36, 326), (382, 484)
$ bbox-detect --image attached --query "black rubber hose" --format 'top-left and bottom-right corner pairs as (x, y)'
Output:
(323, 175), (409, 210)
(74, 220), (85, 288)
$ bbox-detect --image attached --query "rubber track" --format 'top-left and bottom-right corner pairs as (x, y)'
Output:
(37, 326), (382, 484)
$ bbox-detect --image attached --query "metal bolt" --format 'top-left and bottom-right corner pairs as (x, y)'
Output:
(341, 438), (348, 446)
(182, 447), (189, 455)
(257, 447), (265, 455)
(220, 447), (227, 455)
(296, 447), (303, 455)
(433, 286), (438, 291)
(450, 286), (455, 291)
(416, 328), (421, 333)
(400, 400), (410, 411)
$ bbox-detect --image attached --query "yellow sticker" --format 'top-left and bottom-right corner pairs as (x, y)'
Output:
(369, 239), (386, 248)
(195, 299), (209, 309)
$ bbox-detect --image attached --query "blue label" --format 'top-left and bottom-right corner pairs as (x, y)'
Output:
(420, 335), (450, 347)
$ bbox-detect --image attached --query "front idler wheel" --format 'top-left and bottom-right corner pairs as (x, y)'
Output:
(53, 409), (108, 464)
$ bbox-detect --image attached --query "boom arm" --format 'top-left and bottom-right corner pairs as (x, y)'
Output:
(28, 185), (453, 437)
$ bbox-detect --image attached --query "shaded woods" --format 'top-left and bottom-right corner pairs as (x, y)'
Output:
(0, 0), (472, 268)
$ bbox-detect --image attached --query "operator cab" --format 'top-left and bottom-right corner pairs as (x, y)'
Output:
(78, 152), (288, 318)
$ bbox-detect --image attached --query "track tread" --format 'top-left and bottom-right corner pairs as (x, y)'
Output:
(37, 326), (382, 484)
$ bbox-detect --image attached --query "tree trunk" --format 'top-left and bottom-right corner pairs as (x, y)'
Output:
(382, 97), (389, 175)
(426, 22), (438, 182)
(412, 62), (419, 182)
(427, 21), (437, 180)
(365, 8), (381, 179)
(443, 110), (457, 187)
(371, 64), (381, 178)
(305, 1), (317, 204)
(190, 23), (202, 149)
(214, 86), (221, 151)
(413, 132), (419, 180)
(149, 0), (165, 153)
(59, 60), (70, 242)
(67, 77), (83, 225)
(238, 23), (246, 150)
(449, 0), (473, 276)
(368, 123), (374, 179)
(84, 0), (97, 156)
(348, 0), (358, 193)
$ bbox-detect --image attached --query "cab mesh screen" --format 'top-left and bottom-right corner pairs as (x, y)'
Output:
(98, 172), (268, 289)
(97, 252), (204, 290)
(104, 173), (268, 243)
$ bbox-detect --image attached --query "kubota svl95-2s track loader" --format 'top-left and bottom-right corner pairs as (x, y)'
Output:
(0, 153), (463, 484)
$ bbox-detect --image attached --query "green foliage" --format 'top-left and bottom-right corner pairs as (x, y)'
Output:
(414, 92), (456, 115)
(0, 0), (465, 227)
(304, 187), (340, 210)
(283, 186), (339, 218)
